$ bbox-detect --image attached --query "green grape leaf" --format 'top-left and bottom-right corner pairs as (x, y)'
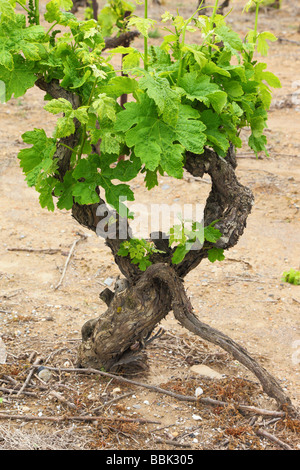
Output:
(21, 42), (41, 61)
(55, 116), (75, 138)
(44, 0), (76, 25)
(202, 61), (231, 78)
(171, 244), (190, 264)
(37, 176), (57, 211)
(71, 155), (101, 205)
(139, 72), (180, 126)
(90, 94), (117, 122)
(99, 175), (135, 215)
(182, 45), (207, 69)
(54, 171), (76, 210)
(115, 95), (207, 178)
(174, 105), (207, 154)
(60, 54), (91, 90)
(18, 129), (57, 186)
(177, 72), (222, 108)
(204, 222), (222, 243)
(214, 24), (243, 56)
(127, 17), (156, 37)
(257, 31), (277, 56)
(206, 130), (229, 154)
(206, 90), (228, 114)
(254, 62), (281, 88)
(201, 110), (230, 155)
(97, 6), (118, 36)
(207, 247), (225, 263)
(104, 156), (142, 183)
(248, 134), (268, 156)
(72, 180), (100, 205)
(0, 0), (15, 20)
(73, 106), (89, 124)
(114, 95), (173, 173)
(0, 49), (14, 71)
(223, 80), (244, 98)
(45, 0), (74, 22)
(0, 55), (37, 100)
(144, 169), (158, 190)
(99, 130), (124, 155)
(44, 97), (73, 114)
(109, 47), (141, 71)
(137, 257), (152, 271)
(98, 76), (139, 98)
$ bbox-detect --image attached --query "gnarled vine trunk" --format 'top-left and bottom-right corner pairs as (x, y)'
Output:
(35, 32), (297, 416)
(74, 146), (296, 414)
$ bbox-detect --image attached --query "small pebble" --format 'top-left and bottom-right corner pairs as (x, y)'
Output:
(192, 414), (202, 421)
(195, 387), (203, 398)
(37, 367), (52, 382)
(104, 277), (114, 287)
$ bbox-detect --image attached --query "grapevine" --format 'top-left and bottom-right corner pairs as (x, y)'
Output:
(0, 0), (281, 267)
(1, 0), (297, 415)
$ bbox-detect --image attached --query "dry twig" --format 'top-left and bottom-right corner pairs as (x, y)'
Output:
(0, 413), (160, 425)
(0, 386), (37, 397)
(17, 356), (43, 396)
(154, 437), (193, 448)
(44, 366), (287, 418)
(48, 390), (77, 410)
(256, 428), (293, 450)
(54, 232), (87, 290)
(7, 248), (68, 255)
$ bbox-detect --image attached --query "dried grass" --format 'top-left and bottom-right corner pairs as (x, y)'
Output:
(0, 423), (88, 450)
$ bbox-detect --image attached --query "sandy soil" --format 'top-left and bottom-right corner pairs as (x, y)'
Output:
(0, 0), (299, 451)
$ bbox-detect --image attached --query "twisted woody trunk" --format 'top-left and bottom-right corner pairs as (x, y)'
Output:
(35, 32), (297, 416)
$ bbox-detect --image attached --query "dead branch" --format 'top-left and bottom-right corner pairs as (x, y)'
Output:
(0, 387), (38, 397)
(91, 391), (134, 413)
(48, 390), (77, 410)
(17, 356), (43, 396)
(153, 437), (193, 448)
(103, 31), (140, 50)
(43, 366), (288, 418)
(256, 428), (294, 450)
(277, 37), (300, 46)
(7, 248), (68, 256)
(0, 413), (160, 425)
(135, 264), (297, 414)
(45, 366), (197, 402)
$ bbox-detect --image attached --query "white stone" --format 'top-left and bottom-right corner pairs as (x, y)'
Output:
(190, 364), (225, 379)
(195, 387), (204, 398)
(38, 368), (52, 382)
(0, 337), (7, 364)
(192, 414), (202, 421)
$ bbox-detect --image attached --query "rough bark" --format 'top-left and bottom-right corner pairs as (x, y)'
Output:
(102, 31), (140, 51)
(77, 267), (172, 371)
(175, 146), (254, 277)
(70, 0), (87, 14)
